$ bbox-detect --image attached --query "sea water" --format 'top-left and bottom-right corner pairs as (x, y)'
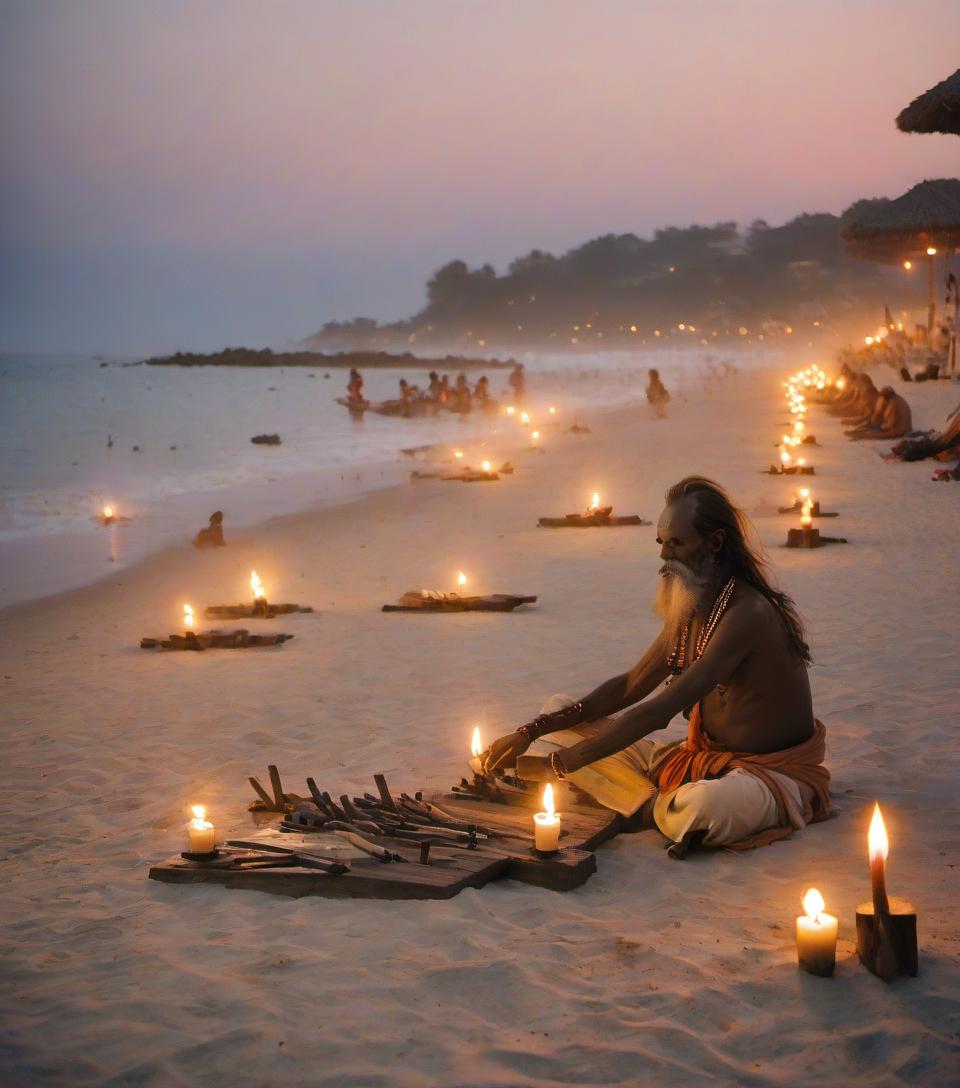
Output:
(0, 348), (751, 606)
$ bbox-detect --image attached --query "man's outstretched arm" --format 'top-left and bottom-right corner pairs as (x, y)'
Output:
(557, 600), (760, 773)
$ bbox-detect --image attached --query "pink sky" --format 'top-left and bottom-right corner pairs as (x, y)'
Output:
(2, 0), (957, 352)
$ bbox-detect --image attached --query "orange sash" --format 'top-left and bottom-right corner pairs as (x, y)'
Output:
(655, 704), (831, 850)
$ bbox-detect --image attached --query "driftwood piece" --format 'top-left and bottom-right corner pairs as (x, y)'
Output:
(382, 593), (537, 613)
(251, 433), (282, 445)
(764, 465), (815, 476)
(777, 500), (839, 517)
(537, 513), (649, 528)
(268, 765), (285, 810)
(248, 777), (275, 808)
(140, 629), (294, 650)
(204, 602), (313, 618)
(785, 528), (849, 548)
(374, 773), (398, 812)
(856, 897), (918, 981)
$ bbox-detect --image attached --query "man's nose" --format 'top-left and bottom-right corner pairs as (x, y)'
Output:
(659, 542), (671, 561)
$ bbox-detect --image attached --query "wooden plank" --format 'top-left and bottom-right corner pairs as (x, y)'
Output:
(426, 790), (619, 891)
(149, 843), (509, 901)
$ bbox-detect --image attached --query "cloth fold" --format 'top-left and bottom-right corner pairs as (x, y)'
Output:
(653, 704), (831, 849)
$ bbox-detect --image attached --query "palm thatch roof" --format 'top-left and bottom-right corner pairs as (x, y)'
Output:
(897, 69), (960, 136)
(841, 178), (960, 259)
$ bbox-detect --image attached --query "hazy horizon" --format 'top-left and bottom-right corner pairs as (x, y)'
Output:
(2, 0), (958, 355)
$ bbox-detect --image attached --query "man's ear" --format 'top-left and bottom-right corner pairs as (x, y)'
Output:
(709, 529), (725, 554)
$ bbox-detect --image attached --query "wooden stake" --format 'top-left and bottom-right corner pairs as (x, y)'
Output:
(374, 773), (398, 811)
(268, 765), (285, 810)
(855, 897), (918, 981)
(248, 776), (275, 807)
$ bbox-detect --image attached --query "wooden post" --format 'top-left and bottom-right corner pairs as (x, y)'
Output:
(855, 896), (918, 981)
(928, 250), (937, 336)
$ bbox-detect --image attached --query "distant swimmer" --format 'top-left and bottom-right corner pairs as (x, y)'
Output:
(646, 368), (671, 418)
(507, 363), (526, 401)
(193, 510), (225, 548)
(347, 367), (364, 402)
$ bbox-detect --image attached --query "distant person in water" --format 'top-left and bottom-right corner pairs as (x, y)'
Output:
(193, 511), (225, 548)
(438, 375), (451, 403)
(481, 476), (830, 856)
(646, 368), (671, 418)
(474, 375), (490, 402)
(399, 378), (412, 404)
(428, 371), (442, 401)
(454, 373), (471, 410)
(347, 367), (364, 402)
(845, 386), (912, 440)
(508, 363), (526, 402)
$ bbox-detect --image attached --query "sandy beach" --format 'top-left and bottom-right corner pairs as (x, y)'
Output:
(1, 362), (958, 1087)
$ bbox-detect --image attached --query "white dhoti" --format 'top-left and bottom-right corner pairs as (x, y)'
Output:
(535, 695), (805, 847)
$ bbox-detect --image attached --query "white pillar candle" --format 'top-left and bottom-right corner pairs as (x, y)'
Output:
(533, 783), (561, 852)
(796, 887), (838, 976)
(187, 805), (215, 854)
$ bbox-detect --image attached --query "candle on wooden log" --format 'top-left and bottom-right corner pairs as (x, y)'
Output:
(533, 783), (561, 852)
(187, 805), (215, 853)
(796, 887), (837, 977)
(468, 726), (484, 775)
(869, 802), (890, 917)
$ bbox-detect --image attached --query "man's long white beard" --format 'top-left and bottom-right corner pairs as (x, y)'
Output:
(654, 560), (710, 637)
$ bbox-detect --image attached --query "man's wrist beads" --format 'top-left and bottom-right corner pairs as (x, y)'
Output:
(515, 701), (585, 744)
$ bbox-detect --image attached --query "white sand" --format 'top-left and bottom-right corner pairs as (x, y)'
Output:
(2, 364), (959, 1087)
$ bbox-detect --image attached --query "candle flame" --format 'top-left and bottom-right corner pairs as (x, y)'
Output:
(802, 887), (826, 922)
(780, 450), (791, 465)
(505, 406), (516, 416)
(103, 504), (114, 519)
(836, 378), (846, 390)
(471, 726), (482, 758)
(481, 460), (492, 473)
(250, 570), (266, 600)
(531, 430), (540, 441)
(868, 802), (888, 863)
(183, 603), (194, 629)
(189, 804), (213, 830)
(590, 492), (600, 510)
(542, 782), (555, 817)
(799, 488), (810, 500)
(454, 449), (464, 459)
(520, 411), (530, 425)
(457, 571), (467, 588)
(548, 406), (557, 414)
(800, 503), (813, 528)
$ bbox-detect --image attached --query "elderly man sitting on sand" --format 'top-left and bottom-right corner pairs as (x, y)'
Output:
(483, 476), (831, 858)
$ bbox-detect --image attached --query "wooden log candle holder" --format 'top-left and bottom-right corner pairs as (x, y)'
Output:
(139, 629), (294, 650)
(204, 601), (313, 619)
(382, 591), (537, 613)
(785, 527), (848, 548)
(538, 507), (649, 528)
(856, 897), (918, 981)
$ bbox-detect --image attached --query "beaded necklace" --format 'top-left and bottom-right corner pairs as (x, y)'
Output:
(665, 576), (736, 681)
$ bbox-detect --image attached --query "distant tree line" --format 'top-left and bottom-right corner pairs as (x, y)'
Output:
(306, 208), (918, 352)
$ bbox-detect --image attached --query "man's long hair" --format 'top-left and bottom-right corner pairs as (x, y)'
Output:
(665, 476), (812, 663)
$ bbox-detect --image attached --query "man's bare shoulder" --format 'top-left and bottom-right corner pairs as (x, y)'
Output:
(727, 584), (784, 633)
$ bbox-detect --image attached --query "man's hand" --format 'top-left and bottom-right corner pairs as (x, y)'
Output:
(482, 731), (531, 774)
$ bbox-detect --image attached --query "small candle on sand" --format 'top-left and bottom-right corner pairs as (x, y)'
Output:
(800, 502), (813, 528)
(103, 504), (115, 523)
(250, 570), (267, 602)
(534, 783), (561, 852)
(481, 460), (492, 475)
(187, 805), (215, 853)
(796, 887), (838, 976)
(183, 603), (195, 633)
(457, 571), (467, 591)
(469, 726), (484, 774)
(590, 491), (601, 511)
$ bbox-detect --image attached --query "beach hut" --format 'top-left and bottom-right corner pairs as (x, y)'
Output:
(897, 69), (960, 136)
(842, 178), (960, 335)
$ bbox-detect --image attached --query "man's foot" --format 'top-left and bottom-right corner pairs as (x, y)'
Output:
(665, 829), (708, 860)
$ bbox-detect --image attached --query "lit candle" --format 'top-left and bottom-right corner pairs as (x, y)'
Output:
(590, 492), (600, 511)
(481, 460), (492, 474)
(453, 449), (464, 459)
(469, 726), (484, 774)
(797, 457), (806, 467)
(187, 804), (215, 853)
(505, 406), (516, 416)
(183, 603), (195, 632)
(531, 429), (540, 442)
(796, 887), (838, 976)
(869, 802), (890, 917)
(800, 503), (813, 528)
(780, 450), (792, 467)
(534, 783), (561, 852)
(103, 504), (115, 522)
(250, 570), (266, 602)
(548, 406), (557, 414)
(520, 411), (530, 425)
(457, 571), (467, 591)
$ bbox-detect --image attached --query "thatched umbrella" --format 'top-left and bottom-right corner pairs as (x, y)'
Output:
(897, 69), (960, 136)
(842, 178), (960, 331)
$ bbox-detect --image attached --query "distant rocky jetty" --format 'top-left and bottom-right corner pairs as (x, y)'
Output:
(142, 347), (514, 369)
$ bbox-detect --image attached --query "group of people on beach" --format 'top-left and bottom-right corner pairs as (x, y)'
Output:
(824, 361), (960, 478)
(345, 363), (526, 414)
